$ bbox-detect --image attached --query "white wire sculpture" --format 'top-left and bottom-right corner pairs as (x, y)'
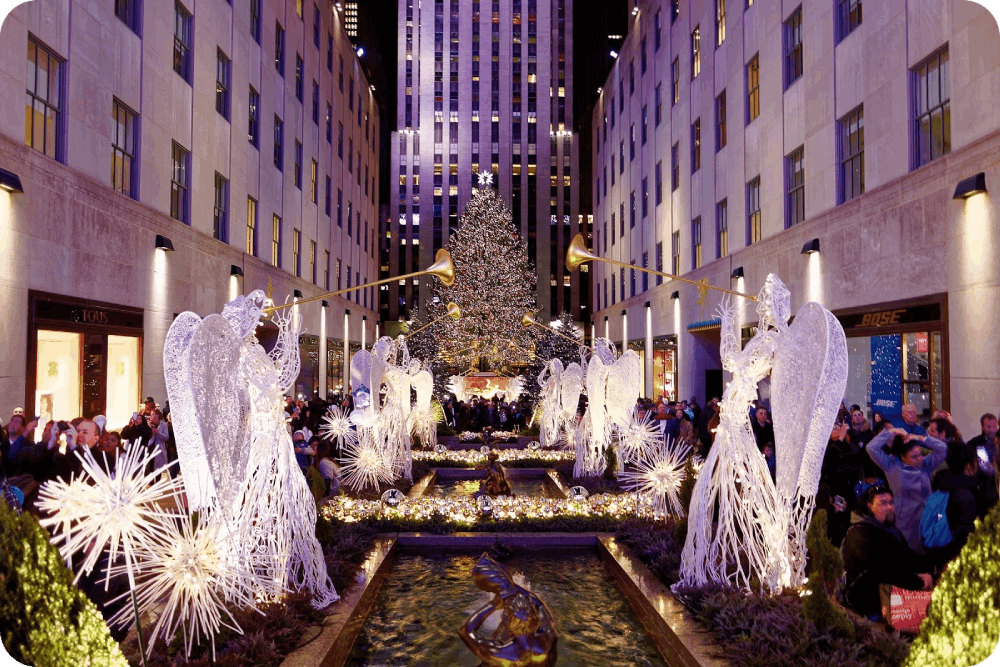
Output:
(615, 412), (663, 466)
(677, 274), (847, 594)
(619, 437), (692, 518)
(320, 404), (359, 452)
(163, 290), (339, 609)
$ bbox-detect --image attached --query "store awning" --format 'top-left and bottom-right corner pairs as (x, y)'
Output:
(686, 318), (722, 333)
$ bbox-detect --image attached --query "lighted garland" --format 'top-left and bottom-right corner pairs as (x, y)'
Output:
(321, 491), (653, 525)
(413, 449), (576, 466)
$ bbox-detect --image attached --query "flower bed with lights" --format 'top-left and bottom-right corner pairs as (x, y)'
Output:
(320, 492), (650, 534)
(412, 448), (575, 468)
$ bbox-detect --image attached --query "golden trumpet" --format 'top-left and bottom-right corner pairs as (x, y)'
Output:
(522, 311), (594, 351)
(264, 249), (455, 314)
(403, 302), (461, 338)
(565, 233), (757, 301)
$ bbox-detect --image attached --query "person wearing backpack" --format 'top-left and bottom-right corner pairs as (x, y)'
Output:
(922, 442), (981, 569)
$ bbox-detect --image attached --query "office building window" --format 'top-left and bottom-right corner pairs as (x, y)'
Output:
(656, 242), (663, 284)
(692, 217), (702, 268)
(839, 106), (865, 203)
(173, 2), (192, 83)
(337, 189), (343, 227)
(310, 240), (317, 283)
(110, 99), (137, 198)
(294, 140), (302, 188)
(24, 35), (63, 160)
(716, 199), (728, 257)
(326, 103), (332, 141)
(170, 141), (190, 223)
(715, 90), (727, 150)
(313, 4), (320, 47)
(275, 21), (285, 75)
(312, 80), (319, 123)
(338, 122), (344, 158)
(671, 0), (680, 23)
(642, 177), (648, 218)
(641, 106), (648, 145)
(630, 125), (635, 160)
(655, 84), (662, 125)
(293, 229), (301, 277)
(216, 49), (231, 119)
(747, 176), (761, 244)
(250, 0), (261, 43)
(310, 159), (318, 202)
(248, 86), (259, 146)
(784, 7), (803, 88)
(274, 115), (283, 170)
(295, 54), (303, 101)
(913, 47), (950, 168)
(213, 173), (229, 242)
(654, 11), (661, 50)
(115, 0), (141, 34)
(324, 250), (330, 289)
(717, 0), (726, 45)
(325, 175), (331, 215)
(246, 196), (258, 256)
(837, 0), (862, 42)
(691, 119), (701, 173)
(691, 26), (701, 78)
(786, 146), (805, 227)
(630, 191), (636, 228)
(272, 215), (282, 266)
(655, 161), (663, 204)
(672, 58), (680, 105)
(671, 231), (680, 275)
(746, 54), (760, 122)
(671, 143), (679, 191)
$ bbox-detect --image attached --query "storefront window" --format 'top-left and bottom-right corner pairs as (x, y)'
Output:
(106, 335), (140, 431)
(653, 336), (677, 401)
(845, 331), (942, 421)
(34, 330), (82, 428)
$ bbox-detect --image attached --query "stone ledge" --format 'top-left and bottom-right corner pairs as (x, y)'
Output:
(394, 531), (601, 550)
(407, 470), (437, 498)
(598, 535), (731, 667)
(280, 537), (397, 667)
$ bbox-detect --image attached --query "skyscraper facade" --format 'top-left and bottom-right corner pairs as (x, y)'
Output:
(387, 0), (580, 324)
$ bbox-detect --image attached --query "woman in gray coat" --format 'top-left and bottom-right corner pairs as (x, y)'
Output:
(866, 426), (949, 553)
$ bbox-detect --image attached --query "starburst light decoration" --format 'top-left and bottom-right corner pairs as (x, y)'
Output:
(37, 441), (179, 588)
(340, 439), (395, 492)
(615, 412), (662, 465)
(619, 438), (691, 518)
(109, 511), (258, 661)
(421, 182), (537, 370)
(320, 404), (359, 450)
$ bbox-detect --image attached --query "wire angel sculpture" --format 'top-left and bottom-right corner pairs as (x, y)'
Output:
(163, 290), (339, 609)
(677, 274), (847, 594)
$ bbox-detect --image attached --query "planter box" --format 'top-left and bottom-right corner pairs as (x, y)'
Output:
(517, 436), (540, 447)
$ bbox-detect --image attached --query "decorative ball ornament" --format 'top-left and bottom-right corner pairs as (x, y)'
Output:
(476, 495), (495, 515)
(527, 440), (541, 452)
(435, 444), (447, 454)
(569, 486), (589, 501)
(381, 489), (405, 507)
(480, 445), (490, 455)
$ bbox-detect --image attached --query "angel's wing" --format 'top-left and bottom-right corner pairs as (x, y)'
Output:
(560, 363), (585, 420)
(412, 370), (434, 411)
(771, 302), (848, 500)
(163, 311), (216, 510)
(586, 354), (610, 440)
(188, 315), (253, 513)
(349, 349), (376, 426)
(604, 350), (642, 427)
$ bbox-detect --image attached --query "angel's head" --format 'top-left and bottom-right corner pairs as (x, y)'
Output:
(222, 290), (266, 340)
(756, 274), (791, 332)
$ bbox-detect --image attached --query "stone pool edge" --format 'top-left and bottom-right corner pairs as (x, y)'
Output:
(282, 532), (731, 667)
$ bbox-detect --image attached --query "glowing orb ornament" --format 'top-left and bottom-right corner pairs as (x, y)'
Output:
(381, 488), (405, 507)
(569, 486), (589, 501)
(527, 440), (541, 452)
(435, 444), (448, 454)
(477, 495), (495, 515)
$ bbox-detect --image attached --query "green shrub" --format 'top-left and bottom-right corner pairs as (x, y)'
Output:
(0, 501), (128, 667)
(802, 510), (854, 640)
(905, 502), (1000, 667)
(307, 466), (327, 507)
(437, 422), (457, 436)
(521, 423), (540, 437)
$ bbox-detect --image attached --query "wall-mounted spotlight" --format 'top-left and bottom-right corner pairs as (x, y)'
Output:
(731, 266), (744, 279)
(322, 300), (330, 308)
(293, 289), (304, 298)
(953, 172), (987, 199)
(621, 309), (627, 316)
(155, 234), (175, 252)
(0, 167), (24, 193)
(644, 301), (651, 308)
(670, 291), (680, 300)
(230, 265), (244, 277)
(801, 238), (820, 255)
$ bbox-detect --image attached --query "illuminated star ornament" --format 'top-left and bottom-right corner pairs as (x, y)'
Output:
(477, 170), (494, 187)
(619, 438), (692, 518)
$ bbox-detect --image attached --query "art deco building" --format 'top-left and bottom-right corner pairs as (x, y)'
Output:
(0, 0), (380, 426)
(387, 0), (581, 325)
(591, 0), (1000, 431)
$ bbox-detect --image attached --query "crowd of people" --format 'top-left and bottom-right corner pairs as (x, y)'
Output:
(3, 388), (998, 626)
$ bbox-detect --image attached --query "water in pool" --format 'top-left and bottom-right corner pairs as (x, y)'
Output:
(429, 477), (563, 498)
(346, 552), (666, 666)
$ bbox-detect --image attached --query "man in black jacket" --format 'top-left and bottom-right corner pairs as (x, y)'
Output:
(841, 484), (933, 619)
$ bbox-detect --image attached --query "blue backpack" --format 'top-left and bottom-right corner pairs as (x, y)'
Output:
(920, 490), (952, 549)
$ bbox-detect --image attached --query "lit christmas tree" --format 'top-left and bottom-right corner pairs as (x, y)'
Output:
(424, 175), (538, 371)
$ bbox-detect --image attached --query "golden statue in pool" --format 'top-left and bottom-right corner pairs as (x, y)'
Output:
(459, 553), (558, 666)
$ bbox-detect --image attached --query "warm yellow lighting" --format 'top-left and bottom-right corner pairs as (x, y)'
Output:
(806, 252), (823, 305)
(229, 275), (239, 302)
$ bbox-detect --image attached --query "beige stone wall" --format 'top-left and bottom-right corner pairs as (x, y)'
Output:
(592, 0), (1000, 434)
(0, 0), (380, 414)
